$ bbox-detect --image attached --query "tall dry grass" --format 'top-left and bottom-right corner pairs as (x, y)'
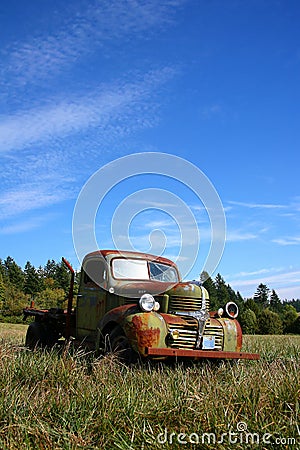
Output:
(0, 324), (299, 449)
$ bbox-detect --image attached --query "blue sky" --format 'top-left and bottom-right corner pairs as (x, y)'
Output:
(0, 0), (299, 299)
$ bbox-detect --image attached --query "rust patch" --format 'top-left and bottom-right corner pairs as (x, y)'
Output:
(235, 319), (243, 351)
(160, 313), (188, 325)
(208, 317), (221, 327)
(131, 315), (160, 348)
(146, 347), (260, 360)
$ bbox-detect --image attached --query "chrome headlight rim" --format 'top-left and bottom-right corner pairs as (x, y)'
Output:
(139, 293), (155, 312)
(225, 301), (239, 319)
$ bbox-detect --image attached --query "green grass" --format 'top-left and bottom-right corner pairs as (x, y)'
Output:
(0, 326), (299, 449)
(0, 322), (28, 343)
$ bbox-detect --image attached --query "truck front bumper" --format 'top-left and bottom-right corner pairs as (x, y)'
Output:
(145, 347), (260, 360)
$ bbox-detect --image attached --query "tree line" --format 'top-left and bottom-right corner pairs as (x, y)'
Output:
(0, 256), (299, 334)
(201, 272), (300, 335)
(0, 256), (77, 322)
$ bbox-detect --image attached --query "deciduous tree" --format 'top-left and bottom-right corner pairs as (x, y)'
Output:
(258, 309), (283, 335)
(240, 309), (258, 334)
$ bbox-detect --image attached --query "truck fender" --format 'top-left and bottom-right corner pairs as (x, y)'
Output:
(219, 318), (242, 352)
(96, 304), (168, 356)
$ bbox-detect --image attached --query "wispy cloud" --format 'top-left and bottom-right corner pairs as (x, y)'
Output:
(227, 267), (284, 279)
(0, 68), (176, 154)
(0, 0), (184, 229)
(227, 200), (286, 209)
(1, 0), (184, 87)
(0, 186), (72, 219)
(272, 236), (300, 246)
(0, 214), (56, 235)
(225, 224), (269, 242)
(226, 230), (258, 242)
(227, 269), (300, 299)
(201, 104), (222, 119)
(143, 219), (176, 229)
(0, 66), (177, 218)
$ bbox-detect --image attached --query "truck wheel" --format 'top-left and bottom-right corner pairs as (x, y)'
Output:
(108, 326), (138, 364)
(25, 322), (46, 350)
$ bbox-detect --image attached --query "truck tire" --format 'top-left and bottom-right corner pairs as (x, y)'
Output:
(25, 322), (58, 350)
(108, 326), (138, 364)
(25, 322), (47, 350)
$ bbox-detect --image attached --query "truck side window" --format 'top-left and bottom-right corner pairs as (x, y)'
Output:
(83, 259), (106, 287)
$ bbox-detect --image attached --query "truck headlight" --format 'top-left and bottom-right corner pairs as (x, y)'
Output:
(225, 301), (239, 319)
(139, 293), (155, 312)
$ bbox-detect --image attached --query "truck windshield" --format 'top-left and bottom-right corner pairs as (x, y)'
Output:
(112, 258), (179, 282)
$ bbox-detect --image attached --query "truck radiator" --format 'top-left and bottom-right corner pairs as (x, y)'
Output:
(167, 316), (197, 349)
(168, 296), (210, 314)
(167, 318), (224, 350)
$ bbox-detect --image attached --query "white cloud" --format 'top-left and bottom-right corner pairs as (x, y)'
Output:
(142, 219), (176, 229)
(227, 269), (300, 299)
(0, 187), (71, 219)
(201, 104), (222, 119)
(0, 1), (184, 230)
(0, 214), (56, 235)
(272, 237), (300, 246)
(226, 230), (258, 242)
(0, 68), (175, 154)
(228, 267), (284, 278)
(1, 0), (184, 86)
(228, 200), (286, 209)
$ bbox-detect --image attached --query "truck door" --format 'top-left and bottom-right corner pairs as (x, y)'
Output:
(76, 257), (107, 338)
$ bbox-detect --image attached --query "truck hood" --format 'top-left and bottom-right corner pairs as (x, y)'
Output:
(166, 282), (204, 298)
(112, 280), (178, 298)
(111, 281), (206, 299)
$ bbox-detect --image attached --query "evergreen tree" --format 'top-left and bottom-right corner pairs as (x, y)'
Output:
(289, 316), (300, 334)
(200, 271), (218, 310)
(225, 285), (244, 313)
(0, 259), (8, 282)
(254, 283), (270, 308)
(4, 256), (24, 290)
(44, 259), (57, 279)
(215, 273), (230, 306)
(0, 273), (5, 309)
(24, 261), (41, 296)
(269, 289), (282, 313)
(54, 262), (71, 295)
(36, 265), (45, 291)
(292, 299), (299, 311)
(244, 298), (260, 316)
(236, 291), (245, 313)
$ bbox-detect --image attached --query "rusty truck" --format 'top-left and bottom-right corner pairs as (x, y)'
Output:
(23, 250), (259, 362)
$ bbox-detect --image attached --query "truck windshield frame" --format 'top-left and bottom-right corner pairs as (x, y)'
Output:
(111, 258), (179, 283)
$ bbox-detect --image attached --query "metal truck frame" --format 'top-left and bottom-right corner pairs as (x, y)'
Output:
(23, 250), (259, 362)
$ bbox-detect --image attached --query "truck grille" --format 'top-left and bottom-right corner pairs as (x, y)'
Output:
(168, 296), (210, 314)
(167, 316), (198, 349)
(167, 318), (224, 351)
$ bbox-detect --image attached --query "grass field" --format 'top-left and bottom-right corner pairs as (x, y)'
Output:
(0, 323), (299, 449)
